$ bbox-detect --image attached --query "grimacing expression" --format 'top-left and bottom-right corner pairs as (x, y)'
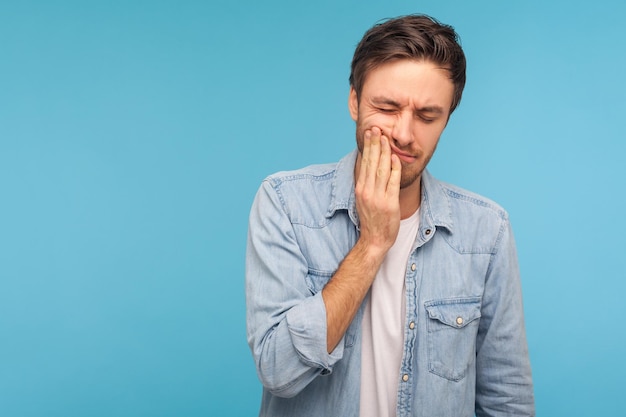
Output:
(349, 59), (454, 190)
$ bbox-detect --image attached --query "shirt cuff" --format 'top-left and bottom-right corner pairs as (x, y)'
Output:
(285, 292), (345, 373)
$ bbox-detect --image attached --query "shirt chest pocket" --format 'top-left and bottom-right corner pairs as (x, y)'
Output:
(424, 297), (482, 382)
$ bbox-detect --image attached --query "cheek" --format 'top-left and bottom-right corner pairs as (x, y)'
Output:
(422, 126), (446, 148)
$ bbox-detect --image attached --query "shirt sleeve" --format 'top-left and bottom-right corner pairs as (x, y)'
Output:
(475, 217), (536, 416)
(245, 180), (345, 398)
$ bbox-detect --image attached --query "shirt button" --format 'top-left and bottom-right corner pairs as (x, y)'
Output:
(409, 321), (415, 330)
(456, 317), (464, 326)
(410, 263), (416, 271)
(402, 374), (409, 382)
(425, 229), (432, 235)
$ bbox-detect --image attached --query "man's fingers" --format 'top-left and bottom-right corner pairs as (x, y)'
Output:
(364, 128), (381, 191)
(357, 131), (371, 189)
(375, 134), (392, 192)
(387, 153), (402, 198)
(358, 127), (401, 206)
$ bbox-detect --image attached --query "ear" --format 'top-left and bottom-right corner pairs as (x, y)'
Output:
(348, 86), (358, 122)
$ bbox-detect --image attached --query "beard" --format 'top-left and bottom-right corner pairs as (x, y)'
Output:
(398, 155), (430, 189)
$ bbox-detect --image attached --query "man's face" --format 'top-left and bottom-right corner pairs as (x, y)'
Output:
(349, 59), (454, 190)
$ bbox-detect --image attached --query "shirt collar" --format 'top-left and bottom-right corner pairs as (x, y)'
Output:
(420, 169), (454, 233)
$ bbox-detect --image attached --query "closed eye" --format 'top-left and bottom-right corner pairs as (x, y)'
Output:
(415, 106), (444, 123)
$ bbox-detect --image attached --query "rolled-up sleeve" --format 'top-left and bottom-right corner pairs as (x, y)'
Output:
(475, 217), (535, 416)
(246, 180), (344, 398)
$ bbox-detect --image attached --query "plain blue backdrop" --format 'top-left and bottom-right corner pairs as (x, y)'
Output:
(1, 1), (625, 416)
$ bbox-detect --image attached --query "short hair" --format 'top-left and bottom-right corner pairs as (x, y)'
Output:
(349, 14), (466, 114)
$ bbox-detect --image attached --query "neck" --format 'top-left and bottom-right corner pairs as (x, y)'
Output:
(399, 176), (422, 220)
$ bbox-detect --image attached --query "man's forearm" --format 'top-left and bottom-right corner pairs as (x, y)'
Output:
(322, 238), (386, 353)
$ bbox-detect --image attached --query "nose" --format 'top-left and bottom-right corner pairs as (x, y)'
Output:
(390, 111), (413, 147)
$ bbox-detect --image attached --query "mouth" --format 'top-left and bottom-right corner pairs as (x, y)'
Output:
(390, 144), (418, 164)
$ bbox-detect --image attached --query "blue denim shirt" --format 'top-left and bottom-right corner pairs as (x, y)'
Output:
(246, 150), (534, 417)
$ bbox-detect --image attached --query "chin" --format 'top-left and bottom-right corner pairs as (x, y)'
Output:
(399, 172), (422, 189)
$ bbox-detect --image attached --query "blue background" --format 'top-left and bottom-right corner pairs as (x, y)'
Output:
(1, 1), (625, 416)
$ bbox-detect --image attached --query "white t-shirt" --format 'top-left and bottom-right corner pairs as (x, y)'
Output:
(359, 209), (420, 417)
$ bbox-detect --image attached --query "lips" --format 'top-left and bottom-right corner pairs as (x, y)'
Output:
(390, 145), (417, 163)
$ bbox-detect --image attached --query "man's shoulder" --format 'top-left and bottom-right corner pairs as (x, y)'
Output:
(254, 151), (357, 224)
(425, 174), (513, 254)
(254, 161), (343, 226)
(424, 172), (511, 242)
(263, 161), (339, 188)
(433, 176), (509, 220)
(262, 150), (357, 195)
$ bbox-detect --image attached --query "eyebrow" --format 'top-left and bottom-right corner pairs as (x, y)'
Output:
(417, 106), (444, 115)
(371, 97), (401, 107)
(371, 96), (444, 115)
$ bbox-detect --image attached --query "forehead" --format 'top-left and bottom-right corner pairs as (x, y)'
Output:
(361, 59), (454, 109)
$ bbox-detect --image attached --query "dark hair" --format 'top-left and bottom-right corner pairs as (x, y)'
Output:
(349, 14), (466, 114)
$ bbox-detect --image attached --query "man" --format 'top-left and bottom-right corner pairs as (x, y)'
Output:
(246, 14), (534, 417)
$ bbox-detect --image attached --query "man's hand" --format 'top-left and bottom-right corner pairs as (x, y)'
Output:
(355, 127), (402, 258)
(322, 127), (402, 353)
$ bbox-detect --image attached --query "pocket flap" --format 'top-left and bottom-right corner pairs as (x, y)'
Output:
(424, 297), (481, 328)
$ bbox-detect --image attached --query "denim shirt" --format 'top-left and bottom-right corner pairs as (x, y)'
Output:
(246, 149), (535, 417)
